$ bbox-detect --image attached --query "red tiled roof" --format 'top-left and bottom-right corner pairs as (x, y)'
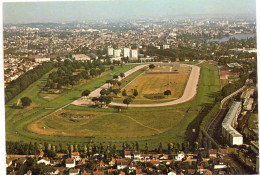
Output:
(81, 170), (88, 175)
(208, 149), (217, 154)
(188, 169), (196, 174)
(116, 159), (127, 164)
(150, 160), (160, 164)
(43, 157), (50, 161)
(65, 158), (74, 164)
(197, 165), (203, 169)
(125, 151), (131, 155)
(39, 151), (44, 157)
(71, 152), (80, 156)
(108, 169), (117, 172)
(136, 169), (142, 173)
(93, 171), (104, 175)
(204, 170), (213, 175)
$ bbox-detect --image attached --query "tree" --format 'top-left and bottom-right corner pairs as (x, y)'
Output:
(113, 75), (119, 79)
(164, 90), (171, 98)
(21, 97), (32, 107)
(110, 66), (115, 71)
(117, 81), (122, 87)
(133, 89), (138, 97)
(123, 97), (133, 108)
(149, 64), (155, 70)
(81, 90), (91, 97)
(122, 89), (127, 96)
(119, 73), (125, 79)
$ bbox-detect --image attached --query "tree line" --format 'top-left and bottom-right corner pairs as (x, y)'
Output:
(5, 62), (54, 103)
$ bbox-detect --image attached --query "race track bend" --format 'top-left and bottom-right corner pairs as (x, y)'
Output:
(109, 64), (200, 108)
(71, 63), (200, 108)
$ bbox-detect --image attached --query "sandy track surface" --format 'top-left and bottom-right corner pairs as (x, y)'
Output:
(109, 64), (200, 108)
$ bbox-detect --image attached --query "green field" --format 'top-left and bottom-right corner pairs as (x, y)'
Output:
(5, 62), (221, 149)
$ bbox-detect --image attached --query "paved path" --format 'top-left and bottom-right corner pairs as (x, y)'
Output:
(109, 64), (200, 108)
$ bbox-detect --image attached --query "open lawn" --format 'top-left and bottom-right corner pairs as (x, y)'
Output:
(5, 64), (139, 143)
(114, 66), (190, 104)
(5, 62), (221, 149)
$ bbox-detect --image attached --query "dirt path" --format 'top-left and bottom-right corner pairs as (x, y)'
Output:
(109, 64), (200, 108)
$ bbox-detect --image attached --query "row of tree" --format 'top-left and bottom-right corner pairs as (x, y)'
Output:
(5, 62), (54, 103)
(6, 140), (196, 156)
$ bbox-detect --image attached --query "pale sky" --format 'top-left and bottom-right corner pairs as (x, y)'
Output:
(2, 0), (257, 24)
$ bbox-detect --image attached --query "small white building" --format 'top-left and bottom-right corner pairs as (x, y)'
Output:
(163, 45), (170, 49)
(71, 152), (81, 161)
(37, 157), (50, 165)
(175, 152), (185, 161)
(35, 57), (50, 63)
(65, 158), (76, 168)
(72, 54), (91, 61)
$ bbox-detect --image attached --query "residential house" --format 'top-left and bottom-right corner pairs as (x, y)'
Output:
(150, 160), (160, 167)
(65, 158), (76, 168)
(140, 154), (150, 160)
(175, 152), (185, 161)
(39, 151), (44, 158)
(188, 169), (196, 175)
(124, 151), (132, 159)
(6, 160), (12, 167)
(109, 158), (116, 166)
(134, 151), (141, 159)
(213, 158), (228, 170)
(208, 149), (217, 158)
(159, 154), (168, 160)
(24, 170), (32, 175)
(108, 169), (117, 174)
(168, 170), (176, 175)
(69, 168), (80, 175)
(37, 157), (50, 165)
(71, 152), (81, 161)
(50, 167), (60, 175)
(204, 170), (213, 175)
(81, 170), (91, 175)
(136, 169), (143, 175)
(93, 171), (105, 175)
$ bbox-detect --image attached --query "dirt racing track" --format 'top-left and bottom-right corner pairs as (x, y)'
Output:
(72, 63), (201, 108)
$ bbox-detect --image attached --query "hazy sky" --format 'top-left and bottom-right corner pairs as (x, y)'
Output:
(3, 0), (257, 24)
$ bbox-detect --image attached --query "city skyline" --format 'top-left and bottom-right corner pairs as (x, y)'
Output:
(3, 0), (257, 24)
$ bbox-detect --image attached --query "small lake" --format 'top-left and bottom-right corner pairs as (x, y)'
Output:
(207, 33), (256, 42)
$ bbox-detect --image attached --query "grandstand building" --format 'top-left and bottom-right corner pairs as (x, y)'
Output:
(222, 101), (243, 145)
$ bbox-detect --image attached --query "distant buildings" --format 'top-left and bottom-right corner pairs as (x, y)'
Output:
(35, 57), (50, 63)
(130, 49), (138, 60)
(123, 48), (130, 58)
(163, 44), (170, 49)
(72, 54), (91, 61)
(113, 49), (121, 58)
(222, 101), (243, 145)
(107, 48), (114, 56)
